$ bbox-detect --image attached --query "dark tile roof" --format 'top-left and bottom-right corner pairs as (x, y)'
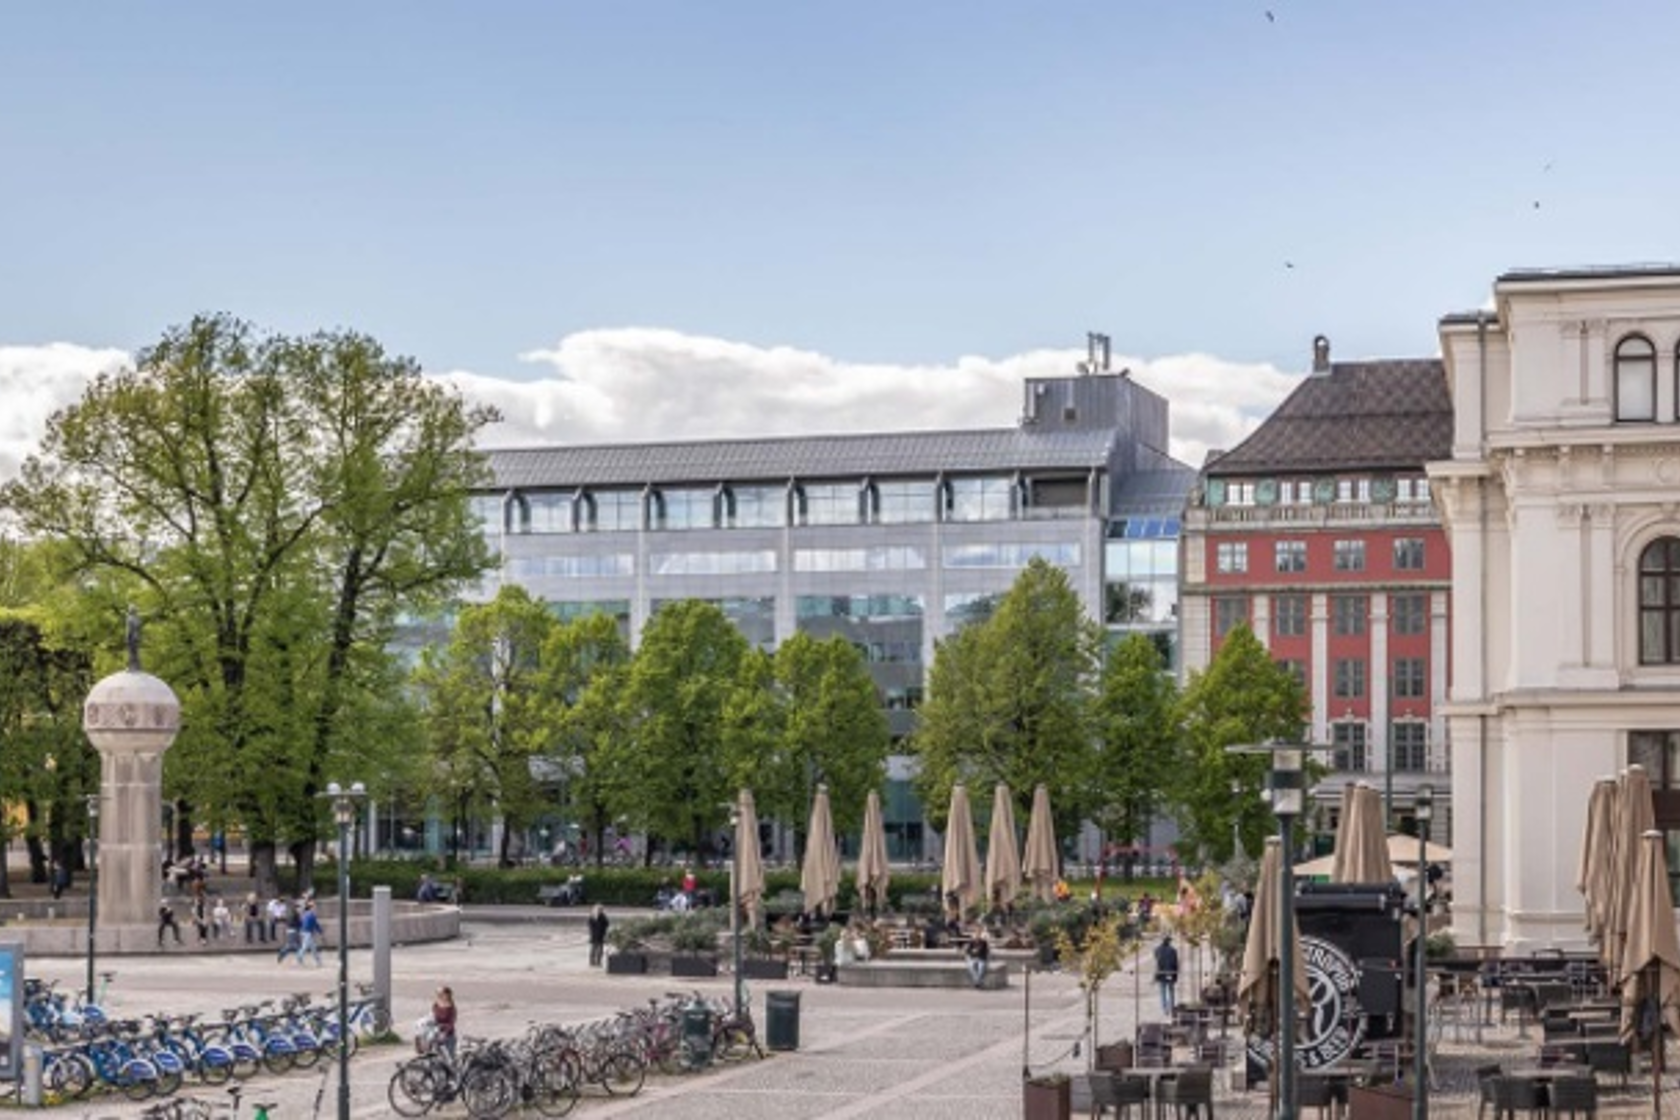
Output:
(483, 426), (1121, 489)
(1205, 359), (1451, 476)
(1112, 464), (1196, 516)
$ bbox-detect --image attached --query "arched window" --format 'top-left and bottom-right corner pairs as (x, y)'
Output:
(1615, 335), (1656, 422)
(1639, 537), (1680, 664)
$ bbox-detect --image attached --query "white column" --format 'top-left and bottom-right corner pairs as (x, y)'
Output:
(1310, 592), (1329, 740)
(1553, 503), (1586, 677)
(1429, 591), (1449, 769)
(1252, 592), (1271, 646)
(1370, 592), (1390, 783)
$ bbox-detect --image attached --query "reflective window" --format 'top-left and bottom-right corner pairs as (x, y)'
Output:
(1215, 541), (1247, 574)
(948, 477), (1014, 522)
(1396, 478), (1431, 502)
(1393, 538), (1425, 571)
(649, 551), (776, 576)
(1334, 658), (1366, 698)
(1392, 593), (1427, 636)
(1333, 540), (1366, 571)
(654, 597), (775, 649)
(1333, 723), (1367, 771)
(654, 488), (716, 531)
(797, 595), (924, 620)
(586, 490), (643, 533)
(469, 495), (505, 550)
(944, 542), (1080, 569)
(799, 483), (859, 526)
(1393, 657), (1426, 699)
(1616, 335), (1657, 422)
(796, 595), (924, 666)
(1391, 722), (1427, 771)
(518, 492), (574, 534)
(1274, 594), (1307, 637)
(1275, 540), (1307, 573)
(508, 554), (634, 578)
(946, 593), (1004, 631)
(792, 547), (927, 574)
(873, 480), (937, 525)
(728, 486), (786, 529)
(1106, 540), (1177, 579)
(1214, 595), (1249, 637)
(1333, 594), (1367, 636)
(1639, 537), (1680, 664)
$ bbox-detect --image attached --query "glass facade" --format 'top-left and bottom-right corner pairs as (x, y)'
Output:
(947, 476), (1014, 522)
(655, 597), (776, 650)
(873, 480), (938, 525)
(797, 595), (925, 721)
(944, 542), (1080, 569)
(800, 482), (859, 526)
(945, 592), (1004, 631)
(518, 491), (574, 534)
(728, 485), (786, 529)
(587, 490), (642, 533)
(546, 599), (632, 639)
(509, 554), (634, 578)
(795, 546), (926, 573)
(654, 487), (716, 531)
(649, 550), (777, 576)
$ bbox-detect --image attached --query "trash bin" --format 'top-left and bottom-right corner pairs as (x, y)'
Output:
(765, 990), (801, 1051)
(682, 1003), (714, 1069)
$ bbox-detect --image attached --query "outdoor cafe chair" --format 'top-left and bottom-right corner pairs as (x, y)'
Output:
(1085, 1072), (1149, 1120)
(1546, 1074), (1598, 1118)
(1485, 1075), (1548, 1120)
(1296, 1073), (1337, 1120)
(1584, 1041), (1631, 1087)
(1155, 1064), (1214, 1120)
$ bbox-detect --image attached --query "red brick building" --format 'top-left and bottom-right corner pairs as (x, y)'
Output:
(1179, 337), (1455, 831)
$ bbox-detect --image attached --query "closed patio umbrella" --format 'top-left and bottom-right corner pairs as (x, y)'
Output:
(1618, 829), (1680, 1116)
(1605, 766), (1656, 978)
(1333, 784), (1394, 885)
(941, 783), (983, 918)
(1239, 837), (1309, 1042)
(855, 789), (891, 916)
(984, 782), (1022, 913)
(1328, 784), (1359, 884)
(1577, 777), (1616, 944)
(800, 784), (841, 917)
(1021, 783), (1059, 903)
(1384, 833), (1454, 866)
(735, 789), (765, 928)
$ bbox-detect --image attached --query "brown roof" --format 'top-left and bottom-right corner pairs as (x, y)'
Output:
(1206, 359), (1451, 476)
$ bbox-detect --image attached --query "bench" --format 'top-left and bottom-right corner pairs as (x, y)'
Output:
(537, 882), (583, 907)
(835, 959), (1009, 990)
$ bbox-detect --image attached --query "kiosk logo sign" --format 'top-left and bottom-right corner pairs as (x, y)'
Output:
(1244, 935), (1366, 1073)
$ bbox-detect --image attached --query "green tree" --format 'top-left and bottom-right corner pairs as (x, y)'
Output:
(604, 600), (749, 858)
(0, 314), (496, 892)
(914, 558), (1102, 837)
(1092, 632), (1181, 878)
(412, 585), (557, 866)
(534, 611), (633, 865)
(1171, 624), (1310, 862)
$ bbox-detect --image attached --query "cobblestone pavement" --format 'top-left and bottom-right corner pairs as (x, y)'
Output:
(22, 912), (1678, 1118)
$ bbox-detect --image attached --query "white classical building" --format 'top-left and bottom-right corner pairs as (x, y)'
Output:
(1431, 266), (1680, 952)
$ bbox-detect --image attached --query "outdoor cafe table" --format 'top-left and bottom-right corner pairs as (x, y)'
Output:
(1116, 1067), (1180, 1120)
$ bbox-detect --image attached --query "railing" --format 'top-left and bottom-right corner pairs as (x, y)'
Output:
(1197, 500), (1438, 526)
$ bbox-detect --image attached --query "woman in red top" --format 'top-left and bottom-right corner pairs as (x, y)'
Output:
(431, 986), (458, 1060)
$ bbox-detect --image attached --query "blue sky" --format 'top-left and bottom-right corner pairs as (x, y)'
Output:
(1, 3), (1676, 467)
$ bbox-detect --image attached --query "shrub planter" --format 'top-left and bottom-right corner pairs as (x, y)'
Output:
(606, 952), (647, 975)
(1023, 1076), (1071, 1120)
(671, 955), (720, 978)
(741, 958), (789, 981)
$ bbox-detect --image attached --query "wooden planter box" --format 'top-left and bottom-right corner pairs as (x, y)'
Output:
(741, 958), (789, 980)
(606, 952), (647, 975)
(671, 955), (720, 978)
(1347, 1082), (1412, 1120)
(1023, 1077), (1072, 1120)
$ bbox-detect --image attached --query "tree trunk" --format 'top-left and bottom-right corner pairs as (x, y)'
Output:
(175, 798), (195, 861)
(289, 838), (316, 896)
(250, 840), (282, 899)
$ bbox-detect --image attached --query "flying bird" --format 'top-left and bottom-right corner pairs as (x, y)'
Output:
(1284, 260), (1295, 270)
(1265, 9), (1275, 22)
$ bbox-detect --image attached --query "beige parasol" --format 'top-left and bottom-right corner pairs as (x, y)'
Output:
(1578, 777), (1616, 943)
(800, 784), (841, 917)
(941, 783), (984, 918)
(1021, 783), (1060, 903)
(1617, 830), (1680, 1067)
(1328, 784), (1359, 883)
(855, 789), (892, 915)
(734, 789), (766, 927)
(984, 783), (1022, 912)
(1333, 785), (1395, 885)
(1384, 833), (1454, 866)
(1239, 837), (1310, 1037)
(1605, 766), (1656, 978)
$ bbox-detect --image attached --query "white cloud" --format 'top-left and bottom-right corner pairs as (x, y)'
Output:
(0, 329), (1302, 482)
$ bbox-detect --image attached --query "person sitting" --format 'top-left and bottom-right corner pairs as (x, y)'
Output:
(417, 874), (440, 903)
(965, 927), (992, 988)
(922, 915), (944, 949)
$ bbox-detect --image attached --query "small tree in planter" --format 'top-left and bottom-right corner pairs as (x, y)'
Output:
(606, 920), (651, 974)
(739, 926), (790, 980)
(1054, 913), (1128, 1068)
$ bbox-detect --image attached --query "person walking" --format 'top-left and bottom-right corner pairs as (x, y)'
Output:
(276, 905), (303, 964)
(1153, 934), (1180, 1016)
(587, 905), (609, 967)
(298, 901), (324, 966)
(431, 986), (458, 1062)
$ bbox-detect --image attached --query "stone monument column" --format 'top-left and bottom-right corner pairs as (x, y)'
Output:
(82, 608), (180, 928)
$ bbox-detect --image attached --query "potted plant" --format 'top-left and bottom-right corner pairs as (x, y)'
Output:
(814, 924), (841, 983)
(1022, 1073), (1072, 1120)
(605, 922), (649, 975)
(670, 913), (721, 977)
(740, 926), (789, 980)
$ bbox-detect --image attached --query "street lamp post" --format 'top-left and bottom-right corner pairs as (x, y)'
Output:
(1231, 780), (1243, 857)
(85, 794), (99, 1006)
(321, 781), (366, 1120)
(1230, 740), (1312, 1120)
(1413, 786), (1434, 1120)
(729, 806), (744, 1016)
